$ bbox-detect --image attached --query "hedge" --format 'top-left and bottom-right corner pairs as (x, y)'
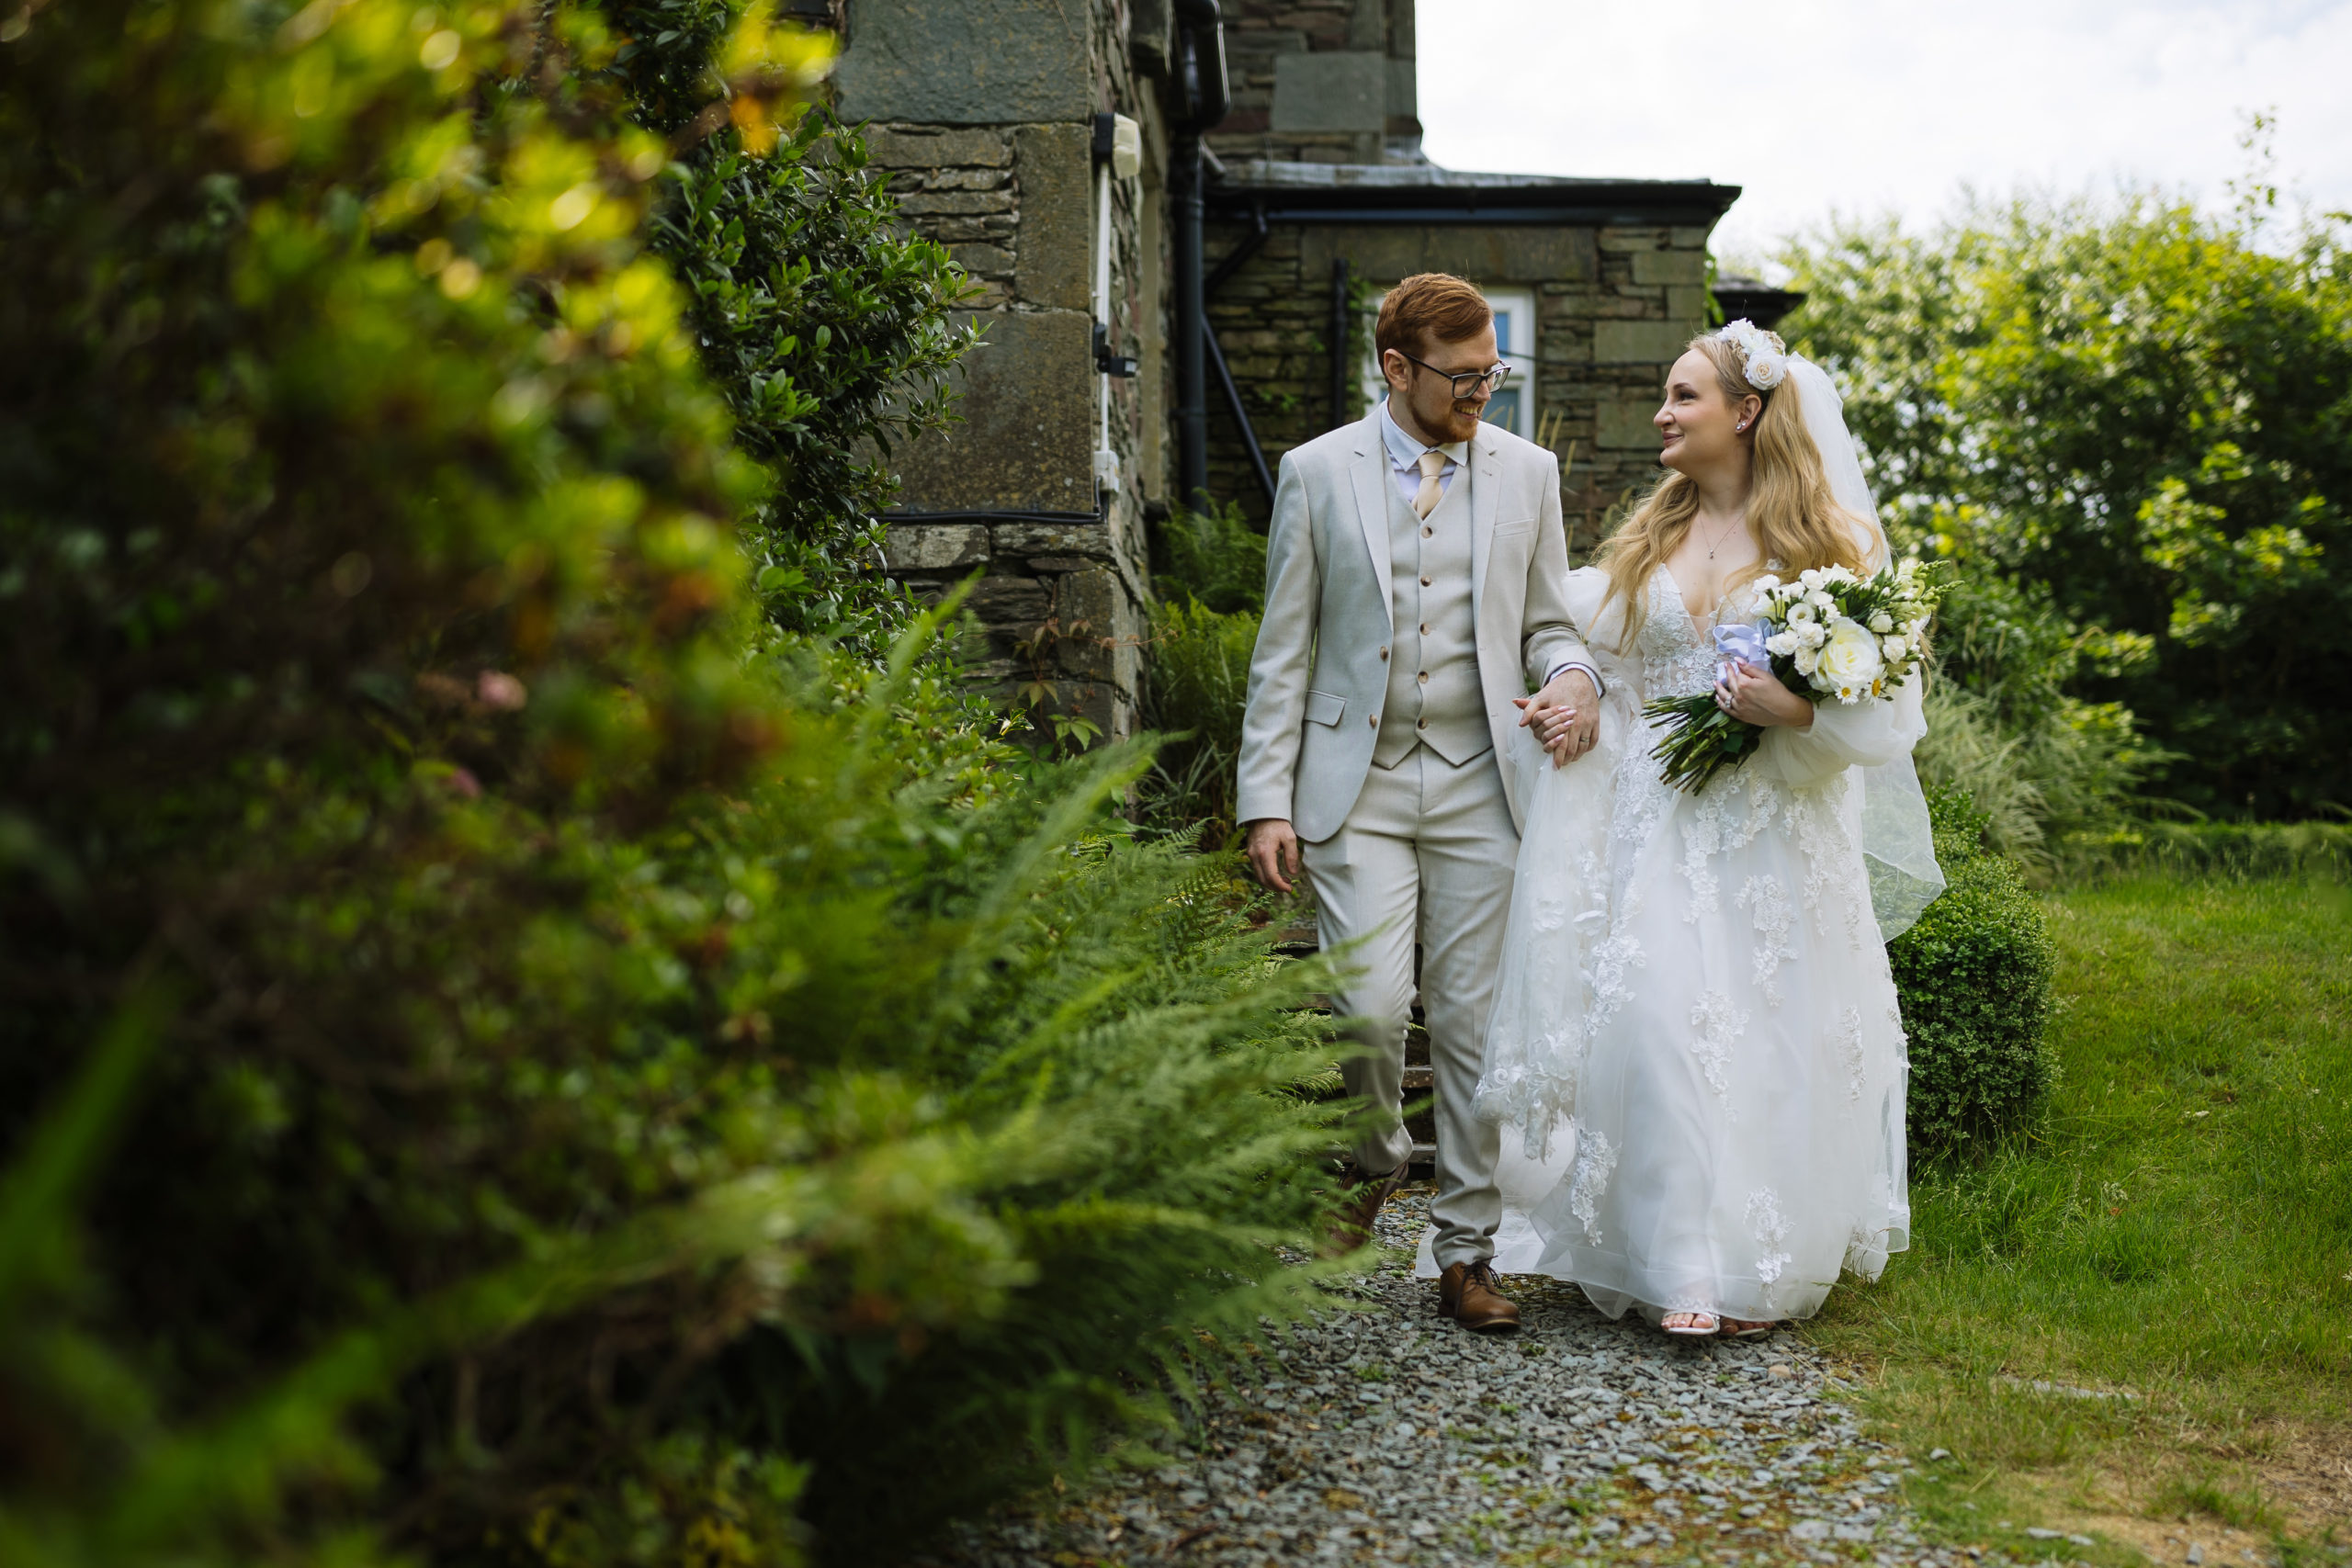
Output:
(1891, 789), (2059, 1155)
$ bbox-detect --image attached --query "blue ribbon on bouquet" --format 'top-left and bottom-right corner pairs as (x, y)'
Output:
(1712, 621), (1771, 685)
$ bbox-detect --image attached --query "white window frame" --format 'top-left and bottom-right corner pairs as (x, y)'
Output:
(1360, 286), (1537, 438)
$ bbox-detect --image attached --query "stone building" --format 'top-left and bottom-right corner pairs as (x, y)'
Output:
(826, 0), (1743, 742)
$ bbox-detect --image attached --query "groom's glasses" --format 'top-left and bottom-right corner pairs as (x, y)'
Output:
(1397, 352), (1513, 399)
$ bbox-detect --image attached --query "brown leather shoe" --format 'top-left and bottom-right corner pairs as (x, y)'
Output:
(1437, 1259), (1521, 1333)
(1323, 1156), (1410, 1255)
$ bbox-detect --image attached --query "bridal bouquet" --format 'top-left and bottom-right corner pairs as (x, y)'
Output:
(1645, 558), (1947, 793)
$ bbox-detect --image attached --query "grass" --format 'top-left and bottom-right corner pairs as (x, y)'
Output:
(1806, 874), (2352, 1562)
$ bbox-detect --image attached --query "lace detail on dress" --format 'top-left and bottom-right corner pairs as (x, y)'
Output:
(1680, 766), (1786, 922)
(1740, 874), (1796, 1007)
(1838, 1005), (1867, 1102)
(1747, 1189), (1792, 1292)
(1690, 990), (1746, 1105)
(1787, 774), (1872, 950)
(1638, 568), (1722, 700)
(1569, 1125), (1619, 1244)
(1586, 925), (1645, 1039)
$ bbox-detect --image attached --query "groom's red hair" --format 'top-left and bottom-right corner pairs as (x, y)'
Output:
(1375, 273), (1491, 362)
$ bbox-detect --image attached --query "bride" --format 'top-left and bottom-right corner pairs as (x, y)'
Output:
(1457, 321), (1943, 1336)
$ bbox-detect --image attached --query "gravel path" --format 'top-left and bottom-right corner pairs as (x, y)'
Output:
(927, 1186), (2017, 1568)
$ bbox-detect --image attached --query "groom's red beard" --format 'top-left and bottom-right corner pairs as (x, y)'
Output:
(1438, 400), (1485, 441)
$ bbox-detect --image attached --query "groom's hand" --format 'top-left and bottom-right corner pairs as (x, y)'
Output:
(1515, 669), (1599, 767)
(1244, 818), (1302, 895)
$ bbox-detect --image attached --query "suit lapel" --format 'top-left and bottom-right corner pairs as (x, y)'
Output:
(1467, 424), (1501, 631)
(1348, 412), (1394, 634)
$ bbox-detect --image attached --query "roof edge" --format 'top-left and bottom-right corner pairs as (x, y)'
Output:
(1205, 159), (1740, 225)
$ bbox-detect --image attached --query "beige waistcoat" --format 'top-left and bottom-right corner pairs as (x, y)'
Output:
(1373, 464), (1488, 768)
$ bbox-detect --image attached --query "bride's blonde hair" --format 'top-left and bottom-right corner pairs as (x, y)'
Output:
(1592, 333), (1877, 644)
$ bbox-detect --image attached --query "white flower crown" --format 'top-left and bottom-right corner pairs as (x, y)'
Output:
(1716, 318), (1789, 389)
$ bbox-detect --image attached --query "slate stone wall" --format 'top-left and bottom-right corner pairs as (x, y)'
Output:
(1204, 216), (1716, 556)
(1211, 0), (1419, 164)
(836, 0), (1167, 745)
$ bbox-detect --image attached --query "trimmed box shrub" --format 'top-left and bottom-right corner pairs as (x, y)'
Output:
(1892, 788), (2059, 1154)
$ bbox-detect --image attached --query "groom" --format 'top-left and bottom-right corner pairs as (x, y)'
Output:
(1237, 273), (1600, 1334)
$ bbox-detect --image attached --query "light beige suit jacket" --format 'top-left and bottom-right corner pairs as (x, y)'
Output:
(1236, 410), (1593, 841)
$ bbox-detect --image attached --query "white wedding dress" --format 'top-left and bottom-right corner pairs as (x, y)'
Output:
(1419, 559), (1932, 1325)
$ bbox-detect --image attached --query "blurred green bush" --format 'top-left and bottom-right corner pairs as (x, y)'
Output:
(1890, 789), (2060, 1156)
(2055, 819), (2352, 885)
(0, 4), (1343, 1566)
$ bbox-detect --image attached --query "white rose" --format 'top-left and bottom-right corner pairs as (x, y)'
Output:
(1869, 611), (1894, 634)
(1787, 600), (1815, 625)
(1817, 618), (1885, 695)
(1753, 573), (1781, 592)
(1767, 632), (1798, 656)
(1794, 647), (1819, 676)
(1800, 568), (1824, 589)
(1802, 621), (1827, 649)
(1881, 633), (1907, 659)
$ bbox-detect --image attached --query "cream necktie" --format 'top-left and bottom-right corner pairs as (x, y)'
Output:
(1413, 449), (1446, 520)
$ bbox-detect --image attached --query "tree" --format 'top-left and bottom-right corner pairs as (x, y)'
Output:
(1781, 192), (2352, 818)
(602, 0), (979, 657)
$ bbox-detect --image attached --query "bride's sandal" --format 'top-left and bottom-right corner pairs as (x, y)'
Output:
(1661, 1311), (1720, 1337)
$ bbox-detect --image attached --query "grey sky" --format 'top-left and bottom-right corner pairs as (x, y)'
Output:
(1417, 0), (2352, 263)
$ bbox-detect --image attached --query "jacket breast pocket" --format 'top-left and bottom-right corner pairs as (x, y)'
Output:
(1305, 689), (1346, 728)
(1492, 517), (1535, 540)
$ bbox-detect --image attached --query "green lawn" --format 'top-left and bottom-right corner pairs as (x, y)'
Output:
(1808, 875), (2352, 1561)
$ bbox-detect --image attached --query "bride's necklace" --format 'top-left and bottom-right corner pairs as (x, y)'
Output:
(1698, 510), (1744, 560)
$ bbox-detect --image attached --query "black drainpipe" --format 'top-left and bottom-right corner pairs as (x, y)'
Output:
(1171, 0), (1228, 514)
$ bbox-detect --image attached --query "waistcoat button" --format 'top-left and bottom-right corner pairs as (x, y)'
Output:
(1369, 714), (1378, 728)
(1420, 575), (1431, 587)
(1417, 718), (1429, 730)
(1379, 647), (1389, 660)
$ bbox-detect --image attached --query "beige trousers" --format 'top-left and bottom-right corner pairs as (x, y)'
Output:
(1302, 744), (1516, 1269)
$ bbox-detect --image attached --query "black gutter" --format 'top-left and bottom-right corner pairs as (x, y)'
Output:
(1206, 180), (1741, 230)
(1170, 0), (1229, 513)
(883, 501), (1105, 526)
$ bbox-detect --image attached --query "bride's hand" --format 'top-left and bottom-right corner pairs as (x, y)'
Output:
(1516, 670), (1599, 767)
(1716, 661), (1814, 728)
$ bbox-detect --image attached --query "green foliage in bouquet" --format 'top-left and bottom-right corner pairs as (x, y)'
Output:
(0, 4), (1346, 1565)
(1645, 560), (1946, 795)
(1890, 789), (2059, 1156)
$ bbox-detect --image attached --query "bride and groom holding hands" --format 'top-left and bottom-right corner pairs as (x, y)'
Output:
(1238, 273), (1939, 1338)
